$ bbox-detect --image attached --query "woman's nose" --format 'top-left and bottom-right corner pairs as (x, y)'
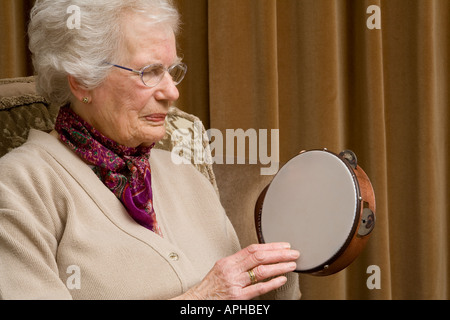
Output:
(154, 72), (180, 102)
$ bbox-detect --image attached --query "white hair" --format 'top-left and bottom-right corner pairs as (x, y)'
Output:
(28, 0), (180, 106)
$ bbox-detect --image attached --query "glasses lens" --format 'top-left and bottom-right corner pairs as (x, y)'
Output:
(142, 65), (165, 87)
(141, 63), (187, 87)
(169, 63), (187, 85)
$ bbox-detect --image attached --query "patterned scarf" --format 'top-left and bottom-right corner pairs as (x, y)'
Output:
(54, 105), (163, 236)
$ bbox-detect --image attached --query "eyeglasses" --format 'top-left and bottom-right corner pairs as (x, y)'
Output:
(107, 62), (187, 88)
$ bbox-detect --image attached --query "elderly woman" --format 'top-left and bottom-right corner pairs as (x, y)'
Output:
(0, 0), (300, 300)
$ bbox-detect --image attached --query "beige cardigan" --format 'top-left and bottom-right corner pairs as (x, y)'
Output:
(0, 130), (300, 300)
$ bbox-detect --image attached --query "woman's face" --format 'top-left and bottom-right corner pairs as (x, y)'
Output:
(86, 15), (180, 148)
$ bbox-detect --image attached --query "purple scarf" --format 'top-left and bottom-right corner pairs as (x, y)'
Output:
(54, 105), (163, 236)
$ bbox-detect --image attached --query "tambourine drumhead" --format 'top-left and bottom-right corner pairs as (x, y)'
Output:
(259, 150), (360, 273)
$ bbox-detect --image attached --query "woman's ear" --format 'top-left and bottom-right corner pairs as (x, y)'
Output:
(67, 75), (90, 103)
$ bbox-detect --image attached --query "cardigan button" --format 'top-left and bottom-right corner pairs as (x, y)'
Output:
(169, 252), (179, 261)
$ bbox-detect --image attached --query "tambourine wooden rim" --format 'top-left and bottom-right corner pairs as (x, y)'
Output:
(254, 149), (376, 276)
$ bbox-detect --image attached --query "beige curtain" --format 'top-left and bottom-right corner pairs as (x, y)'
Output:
(1, 0), (449, 300)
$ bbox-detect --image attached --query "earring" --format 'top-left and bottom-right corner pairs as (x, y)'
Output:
(82, 97), (90, 104)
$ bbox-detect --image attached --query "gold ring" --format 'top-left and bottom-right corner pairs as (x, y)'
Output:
(248, 269), (257, 285)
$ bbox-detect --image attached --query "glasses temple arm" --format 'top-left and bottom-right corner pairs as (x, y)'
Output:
(105, 62), (141, 74)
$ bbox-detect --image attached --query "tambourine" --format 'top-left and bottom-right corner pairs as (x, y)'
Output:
(255, 149), (375, 276)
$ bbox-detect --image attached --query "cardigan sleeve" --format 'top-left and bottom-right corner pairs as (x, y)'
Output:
(0, 150), (72, 300)
(0, 209), (73, 299)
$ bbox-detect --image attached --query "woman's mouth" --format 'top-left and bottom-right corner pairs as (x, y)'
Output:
(145, 113), (167, 123)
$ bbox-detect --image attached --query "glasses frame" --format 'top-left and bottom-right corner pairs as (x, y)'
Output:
(106, 62), (187, 88)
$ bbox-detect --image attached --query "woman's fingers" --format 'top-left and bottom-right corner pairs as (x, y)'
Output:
(239, 260), (298, 288)
(239, 245), (300, 273)
(250, 261), (298, 285)
(178, 243), (300, 300)
(234, 243), (299, 290)
(240, 276), (288, 300)
(232, 242), (292, 263)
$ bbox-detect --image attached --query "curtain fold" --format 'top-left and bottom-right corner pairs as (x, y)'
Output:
(1, 0), (449, 300)
(0, 0), (34, 79)
(381, 0), (449, 299)
(208, 0), (280, 132)
(175, 0), (211, 128)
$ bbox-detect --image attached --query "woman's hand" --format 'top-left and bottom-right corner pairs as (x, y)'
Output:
(174, 242), (299, 300)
